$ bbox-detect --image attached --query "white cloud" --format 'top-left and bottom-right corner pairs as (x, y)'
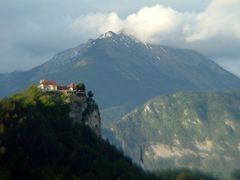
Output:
(123, 5), (187, 43)
(71, 13), (123, 39)
(71, 0), (240, 46)
(186, 0), (240, 42)
(70, 5), (189, 43)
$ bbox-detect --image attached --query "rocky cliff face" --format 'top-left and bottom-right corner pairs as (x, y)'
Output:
(69, 93), (101, 137)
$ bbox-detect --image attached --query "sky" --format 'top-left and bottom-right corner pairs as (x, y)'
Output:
(0, 0), (239, 77)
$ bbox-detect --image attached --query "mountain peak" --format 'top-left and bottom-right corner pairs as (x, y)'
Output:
(98, 31), (116, 39)
(97, 31), (141, 46)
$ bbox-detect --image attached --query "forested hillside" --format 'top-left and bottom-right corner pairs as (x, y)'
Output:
(108, 90), (240, 178)
(0, 85), (218, 179)
(0, 85), (153, 179)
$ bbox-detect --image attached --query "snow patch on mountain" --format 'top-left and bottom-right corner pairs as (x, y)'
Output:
(98, 31), (115, 39)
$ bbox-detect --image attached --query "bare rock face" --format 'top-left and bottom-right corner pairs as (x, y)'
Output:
(84, 108), (101, 137)
(69, 93), (101, 137)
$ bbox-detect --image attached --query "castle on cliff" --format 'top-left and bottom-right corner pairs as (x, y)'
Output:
(38, 80), (77, 92)
(38, 79), (101, 137)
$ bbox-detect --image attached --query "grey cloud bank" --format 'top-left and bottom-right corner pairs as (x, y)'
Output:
(0, 0), (239, 77)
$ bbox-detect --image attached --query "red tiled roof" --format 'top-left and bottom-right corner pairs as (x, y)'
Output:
(40, 80), (58, 86)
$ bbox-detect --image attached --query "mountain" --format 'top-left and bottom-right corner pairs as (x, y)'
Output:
(1, 31), (240, 113)
(107, 90), (240, 178)
(0, 85), (217, 180)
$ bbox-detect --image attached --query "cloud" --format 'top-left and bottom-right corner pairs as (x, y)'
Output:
(70, 5), (189, 43)
(185, 0), (240, 42)
(123, 5), (186, 43)
(71, 13), (123, 40)
(71, 0), (240, 57)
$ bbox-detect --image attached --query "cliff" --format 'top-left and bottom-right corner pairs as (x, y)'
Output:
(68, 92), (101, 137)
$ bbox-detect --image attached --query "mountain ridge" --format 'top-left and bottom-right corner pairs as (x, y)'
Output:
(1, 31), (240, 111)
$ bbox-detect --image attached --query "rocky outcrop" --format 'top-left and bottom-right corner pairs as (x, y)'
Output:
(69, 93), (101, 137)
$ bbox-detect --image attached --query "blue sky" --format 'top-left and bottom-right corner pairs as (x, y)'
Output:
(0, 0), (239, 77)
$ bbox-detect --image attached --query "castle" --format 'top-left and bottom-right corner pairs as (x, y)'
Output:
(39, 80), (77, 92)
(38, 79), (101, 137)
